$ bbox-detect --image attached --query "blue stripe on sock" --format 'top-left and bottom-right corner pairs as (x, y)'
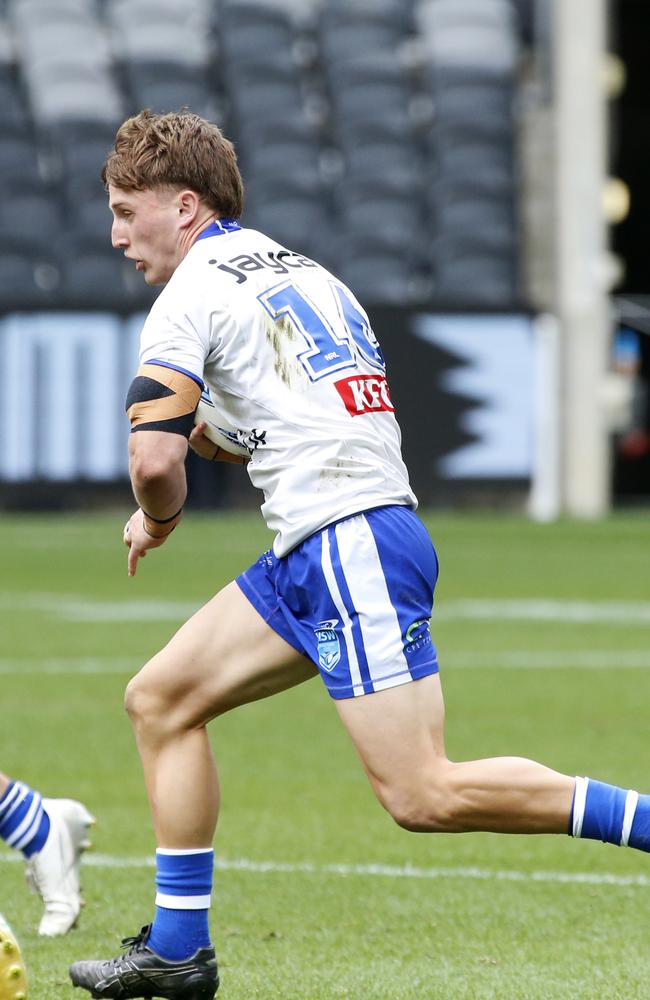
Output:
(155, 850), (214, 897)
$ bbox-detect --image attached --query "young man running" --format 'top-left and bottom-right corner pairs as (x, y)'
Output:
(70, 110), (650, 1000)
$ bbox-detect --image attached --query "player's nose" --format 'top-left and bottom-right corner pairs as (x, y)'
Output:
(111, 220), (128, 249)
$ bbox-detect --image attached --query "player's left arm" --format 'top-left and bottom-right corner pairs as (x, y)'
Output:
(123, 362), (201, 577)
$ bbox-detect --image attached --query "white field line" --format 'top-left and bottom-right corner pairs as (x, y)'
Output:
(0, 850), (647, 888)
(1, 650), (650, 674)
(0, 593), (200, 622)
(2, 593), (650, 625)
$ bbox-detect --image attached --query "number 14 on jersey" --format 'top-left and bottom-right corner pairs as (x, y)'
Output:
(258, 279), (386, 382)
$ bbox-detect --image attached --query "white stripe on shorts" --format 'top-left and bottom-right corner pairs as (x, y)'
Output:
(334, 513), (409, 693)
(320, 529), (364, 695)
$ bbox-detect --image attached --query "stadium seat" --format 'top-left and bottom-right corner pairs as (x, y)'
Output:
(0, 134), (43, 186)
(35, 117), (116, 196)
(65, 180), (113, 238)
(335, 236), (432, 307)
(124, 59), (217, 114)
(336, 176), (428, 247)
(319, 14), (410, 69)
(218, 24), (297, 68)
(27, 66), (123, 124)
(9, 0), (97, 30)
(18, 24), (112, 74)
(419, 24), (520, 75)
(124, 76), (218, 121)
(108, 0), (209, 29)
(324, 0), (414, 29)
(338, 116), (426, 183)
(114, 21), (211, 67)
(216, 0), (300, 30)
(60, 235), (156, 311)
(243, 178), (334, 263)
(226, 60), (306, 126)
(0, 184), (62, 241)
(237, 117), (326, 182)
(431, 196), (516, 249)
(428, 115), (514, 166)
(327, 56), (418, 123)
(430, 233), (519, 307)
(416, 0), (517, 32)
(0, 235), (60, 310)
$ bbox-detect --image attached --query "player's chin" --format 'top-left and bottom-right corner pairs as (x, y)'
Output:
(143, 267), (172, 286)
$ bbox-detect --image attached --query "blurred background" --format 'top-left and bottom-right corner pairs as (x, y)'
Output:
(0, 0), (647, 519)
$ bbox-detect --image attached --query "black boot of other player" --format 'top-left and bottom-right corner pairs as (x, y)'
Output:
(69, 924), (218, 999)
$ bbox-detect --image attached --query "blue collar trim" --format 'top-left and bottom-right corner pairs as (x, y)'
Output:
(196, 219), (241, 241)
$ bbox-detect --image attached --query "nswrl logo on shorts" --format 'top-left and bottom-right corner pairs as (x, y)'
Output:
(314, 620), (341, 672)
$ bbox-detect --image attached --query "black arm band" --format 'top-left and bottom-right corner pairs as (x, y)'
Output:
(140, 505), (184, 525)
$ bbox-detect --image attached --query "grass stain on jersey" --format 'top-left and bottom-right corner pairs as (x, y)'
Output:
(263, 312), (307, 390)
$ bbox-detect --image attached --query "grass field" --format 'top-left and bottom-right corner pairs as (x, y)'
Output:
(1, 509), (650, 999)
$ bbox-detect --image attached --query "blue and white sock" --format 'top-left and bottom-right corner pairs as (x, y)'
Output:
(0, 781), (50, 857)
(570, 776), (650, 851)
(147, 848), (214, 961)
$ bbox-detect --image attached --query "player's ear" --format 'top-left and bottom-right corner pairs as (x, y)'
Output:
(178, 189), (201, 224)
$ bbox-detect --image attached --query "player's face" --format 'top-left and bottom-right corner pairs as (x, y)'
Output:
(108, 185), (184, 285)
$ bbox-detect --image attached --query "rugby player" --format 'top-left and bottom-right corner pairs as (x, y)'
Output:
(70, 110), (650, 999)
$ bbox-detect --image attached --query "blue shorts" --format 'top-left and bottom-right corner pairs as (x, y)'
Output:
(236, 505), (440, 700)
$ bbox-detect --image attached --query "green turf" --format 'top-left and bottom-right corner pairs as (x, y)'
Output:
(0, 509), (649, 998)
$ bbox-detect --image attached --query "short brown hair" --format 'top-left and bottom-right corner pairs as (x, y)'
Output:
(102, 109), (244, 218)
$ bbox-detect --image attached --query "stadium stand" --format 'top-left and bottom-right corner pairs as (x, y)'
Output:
(0, 0), (534, 310)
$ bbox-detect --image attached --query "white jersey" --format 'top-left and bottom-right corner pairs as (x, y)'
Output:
(138, 220), (417, 556)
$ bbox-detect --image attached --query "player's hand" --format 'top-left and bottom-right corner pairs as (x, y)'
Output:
(189, 421), (218, 461)
(189, 421), (249, 465)
(122, 509), (169, 578)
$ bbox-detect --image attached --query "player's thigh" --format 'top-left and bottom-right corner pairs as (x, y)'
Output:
(128, 580), (317, 725)
(335, 674), (448, 797)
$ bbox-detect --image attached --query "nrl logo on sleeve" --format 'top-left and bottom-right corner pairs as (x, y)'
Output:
(334, 374), (395, 417)
(314, 620), (341, 672)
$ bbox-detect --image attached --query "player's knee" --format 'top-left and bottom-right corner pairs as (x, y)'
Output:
(381, 771), (463, 833)
(386, 794), (453, 833)
(124, 669), (169, 732)
(125, 657), (211, 740)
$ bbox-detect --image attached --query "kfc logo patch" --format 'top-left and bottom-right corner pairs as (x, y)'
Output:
(334, 374), (395, 416)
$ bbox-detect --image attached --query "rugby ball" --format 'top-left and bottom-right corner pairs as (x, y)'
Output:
(194, 393), (249, 458)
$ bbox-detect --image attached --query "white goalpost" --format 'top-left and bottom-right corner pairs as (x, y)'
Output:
(529, 0), (613, 519)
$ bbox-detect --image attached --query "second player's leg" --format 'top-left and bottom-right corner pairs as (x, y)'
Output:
(336, 674), (575, 834)
(124, 580), (316, 847)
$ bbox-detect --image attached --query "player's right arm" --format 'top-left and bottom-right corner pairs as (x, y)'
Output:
(123, 361), (202, 576)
